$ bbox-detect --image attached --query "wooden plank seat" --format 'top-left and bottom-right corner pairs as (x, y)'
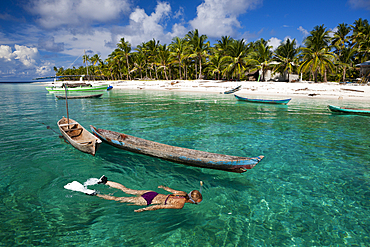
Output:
(78, 141), (92, 145)
(59, 122), (78, 127)
(64, 127), (83, 132)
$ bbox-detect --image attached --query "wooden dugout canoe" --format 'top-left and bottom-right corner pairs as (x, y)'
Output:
(90, 126), (264, 173)
(234, 94), (291, 104)
(55, 93), (103, 99)
(327, 105), (370, 116)
(58, 117), (102, 156)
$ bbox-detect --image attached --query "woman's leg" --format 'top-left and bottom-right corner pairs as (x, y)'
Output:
(96, 194), (147, 205)
(106, 181), (152, 195)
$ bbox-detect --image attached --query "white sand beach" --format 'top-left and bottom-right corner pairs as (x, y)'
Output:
(42, 79), (370, 101)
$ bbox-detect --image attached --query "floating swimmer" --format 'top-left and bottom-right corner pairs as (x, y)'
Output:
(65, 176), (203, 213)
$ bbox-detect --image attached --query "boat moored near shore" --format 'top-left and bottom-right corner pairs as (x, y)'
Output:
(234, 94), (291, 105)
(46, 83), (111, 93)
(327, 105), (370, 116)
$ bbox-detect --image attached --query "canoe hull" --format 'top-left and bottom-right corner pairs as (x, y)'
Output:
(46, 85), (109, 92)
(55, 94), (103, 99)
(58, 117), (102, 156)
(327, 105), (370, 116)
(91, 126), (263, 173)
(234, 94), (291, 104)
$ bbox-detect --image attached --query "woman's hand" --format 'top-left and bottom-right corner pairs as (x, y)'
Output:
(158, 185), (166, 189)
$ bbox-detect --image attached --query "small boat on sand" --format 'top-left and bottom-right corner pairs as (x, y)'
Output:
(223, 85), (242, 94)
(90, 126), (264, 173)
(234, 94), (291, 105)
(58, 117), (101, 156)
(55, 94), (103, 99)
(327, 105), (370, 116)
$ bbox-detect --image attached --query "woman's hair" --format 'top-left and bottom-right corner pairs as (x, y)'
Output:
(190, 190), (202, 201)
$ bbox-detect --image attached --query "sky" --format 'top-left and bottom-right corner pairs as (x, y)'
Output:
(0, 0), (369, 82)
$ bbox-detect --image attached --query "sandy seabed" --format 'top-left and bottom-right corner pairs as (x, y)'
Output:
(42, 79), (370, 101)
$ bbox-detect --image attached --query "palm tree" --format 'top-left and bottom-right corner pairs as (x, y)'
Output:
(336, 47), (356, 82)
(169, 37), (190, 80)
(89, 54), (102, 80)
(157, 44), (172, 80)
(110, 49), (125, 80)
(248, 38), (273, 81)
(350, 19), (370, 63)
(304, 24), (331, 51)
(272, 39), (298, 82)
(205, 52), (229, 80)
(135, 43), (150, 79)
(215, 36), (234, 56)
(145, 39), (160, 79)
(117, 38), (132, 80)
(224, 39), (249, 80)
(300, 25), (334, 82)
(299, 47), (336, 82)
(131, 52), (146, 79)
(186, 29), (210, 79)
(331, 23), (351, 53)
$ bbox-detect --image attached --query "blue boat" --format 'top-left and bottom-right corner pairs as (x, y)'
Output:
(328, 105), (370, 116)
(234, 94), (291, 105)
(90, 126), (264, 173)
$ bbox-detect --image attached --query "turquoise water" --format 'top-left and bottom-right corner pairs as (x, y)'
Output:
(1, 83), (370, 246)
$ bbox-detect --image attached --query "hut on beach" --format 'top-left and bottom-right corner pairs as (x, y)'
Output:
(356, 61), (370, 76)
(356, 61), (370, 83)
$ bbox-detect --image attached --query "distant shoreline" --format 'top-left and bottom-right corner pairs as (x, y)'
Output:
(34, 79), (370, 101)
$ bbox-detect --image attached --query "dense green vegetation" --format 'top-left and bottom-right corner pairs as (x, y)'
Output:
(54, 18), (370, 83)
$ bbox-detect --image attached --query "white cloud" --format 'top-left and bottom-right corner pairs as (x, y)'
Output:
(297, 26), (309, 36)
(268, 36), (294, 50)
(348, 0), (370, 10)
(268, 37), (282, 50)
(28, 0), (131, 29)
(0, 44), (52, 80)
(13, 45), (39, 67)
(0, 45), (16, 62)
(174, 7), (185, 20)
(189, 0), (263, 38)
(114, 2), (177, 46)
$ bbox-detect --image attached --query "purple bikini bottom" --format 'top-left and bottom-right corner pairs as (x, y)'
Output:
(141, 191), (159, 205)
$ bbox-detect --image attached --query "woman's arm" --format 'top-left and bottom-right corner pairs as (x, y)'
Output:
(158, 185), (186, 195)
(134, 204), (184, 213)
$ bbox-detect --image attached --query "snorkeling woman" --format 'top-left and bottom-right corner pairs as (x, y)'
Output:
(88, 176), (203, 213)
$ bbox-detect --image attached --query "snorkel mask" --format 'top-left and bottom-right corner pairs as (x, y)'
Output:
(188, 181), (203, 204)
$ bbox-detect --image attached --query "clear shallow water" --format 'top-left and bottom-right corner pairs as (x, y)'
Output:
(1, 83), (370, 246)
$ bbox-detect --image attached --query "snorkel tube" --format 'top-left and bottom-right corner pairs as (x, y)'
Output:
(188, 181), (203, 204)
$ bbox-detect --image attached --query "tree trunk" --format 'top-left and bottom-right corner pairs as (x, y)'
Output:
(198, 55), (202, 79)
(179, 56), (182, 80)
(342, 67), (346, 82)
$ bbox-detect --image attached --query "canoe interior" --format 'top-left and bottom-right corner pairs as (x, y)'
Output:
(58, 117), (101, 155)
